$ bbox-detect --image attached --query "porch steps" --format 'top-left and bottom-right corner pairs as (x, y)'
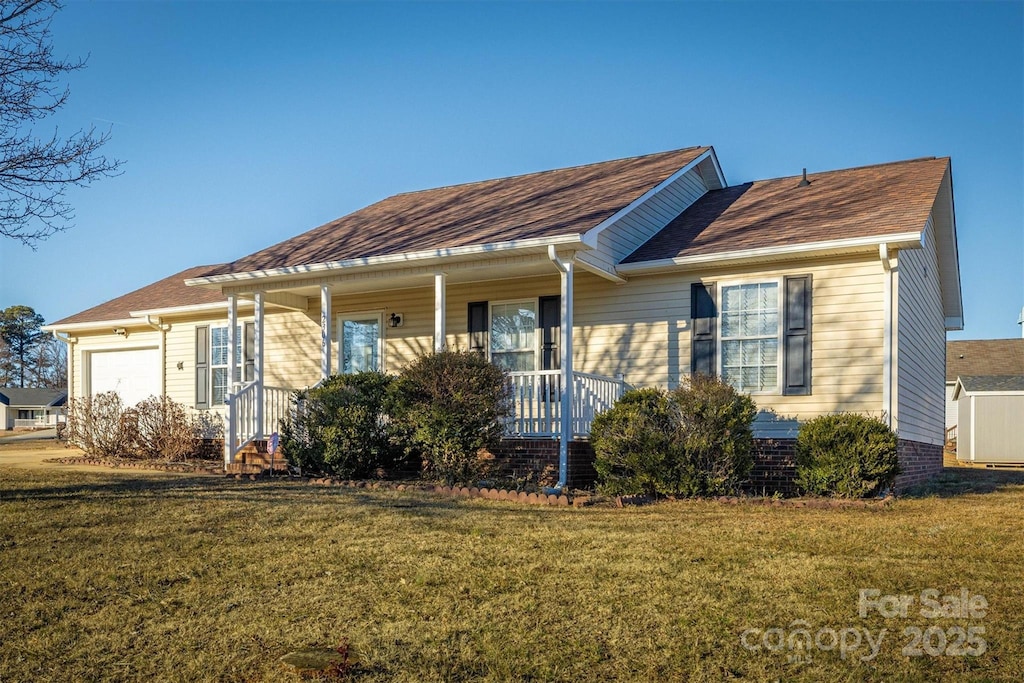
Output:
(225, 440), (289, 474)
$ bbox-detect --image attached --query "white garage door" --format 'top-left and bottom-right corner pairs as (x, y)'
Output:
(89, 348), (161, 407)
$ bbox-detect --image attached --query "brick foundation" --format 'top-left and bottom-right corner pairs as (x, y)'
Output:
(482, 439), (597, 489)
(748, 439), (799, 496)
(894, 439), (944, 492)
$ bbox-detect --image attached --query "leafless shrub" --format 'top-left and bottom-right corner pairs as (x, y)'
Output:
(134, 395), (201, 461)
(64, 392), (138, 458)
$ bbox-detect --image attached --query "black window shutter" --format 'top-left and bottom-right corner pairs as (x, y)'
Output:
(244, 322), (255, 383)
(783, 275), (812, 395)
(195, 325), (209, 409)
(538, 295), (560, 371)
(691, 282), (717, 376)
(468, 302), (488, 353)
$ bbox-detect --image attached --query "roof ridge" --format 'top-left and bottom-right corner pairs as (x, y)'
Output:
(734, 156), (945, 186)
(389, 146), (709, 198)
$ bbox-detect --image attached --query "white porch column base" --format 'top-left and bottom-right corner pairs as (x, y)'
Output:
(434, 272), (447, 352)
(320, 284), (332, 379)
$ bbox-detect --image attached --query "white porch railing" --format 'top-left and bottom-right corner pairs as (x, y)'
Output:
(225, 382), (293, 462)
(507, 370), (625, 438)
(572, 371), (626, 436)
(13, 415), (64, 429)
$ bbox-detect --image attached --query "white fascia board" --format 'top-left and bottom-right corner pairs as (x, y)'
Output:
(185, 234), (585, 289)
(580, 149), (716, 249)
(42, 318), (141, 333)
(952, 378), (965, 400)
(128, 302), (250, 318)
(616, 231), (924, 275)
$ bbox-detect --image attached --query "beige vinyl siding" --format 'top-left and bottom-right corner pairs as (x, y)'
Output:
(573, 255), (888, 422)
(957, 394), (973, 460)
(583, 166), (709, 272)
(895, 215), (946, 445)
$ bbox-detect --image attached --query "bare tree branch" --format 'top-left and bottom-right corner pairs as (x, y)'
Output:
(0, 0), (121, 248)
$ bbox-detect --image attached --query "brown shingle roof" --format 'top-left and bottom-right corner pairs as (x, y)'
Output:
(623, 157), (950, 263)
(51, 265), (226, 326)
(946, 339), (1024, 382)
(211, 147), (709, 274)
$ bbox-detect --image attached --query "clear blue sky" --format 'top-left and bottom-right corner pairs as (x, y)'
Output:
(0, 1), (1021, 339)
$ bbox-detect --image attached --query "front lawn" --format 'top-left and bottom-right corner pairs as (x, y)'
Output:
(0, 464), (1022, 681)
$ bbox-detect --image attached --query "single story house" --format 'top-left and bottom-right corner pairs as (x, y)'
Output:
(0, 387), (67, 430)
(45, 146), (963, 491)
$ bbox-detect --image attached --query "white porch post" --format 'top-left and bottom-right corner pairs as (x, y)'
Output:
(434, 272), (447, 352)
(225, 294), (238, 466)
(559, 259), (574, 489)
(254, 291), (265, 438)
(320, 284), (332, 379)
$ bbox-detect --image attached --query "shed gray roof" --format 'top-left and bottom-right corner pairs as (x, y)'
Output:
(0, 388), (67, 407)
(956, 375), (1024, 393)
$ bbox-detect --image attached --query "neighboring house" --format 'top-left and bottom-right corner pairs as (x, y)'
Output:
(945, 339), (1024, 464)
(45, 146), (963, 491)
(0, 388), (67, 430)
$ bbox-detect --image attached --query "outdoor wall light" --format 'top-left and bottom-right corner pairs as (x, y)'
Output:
(389, 313), (403, 328)
(113, 327), (127, 337)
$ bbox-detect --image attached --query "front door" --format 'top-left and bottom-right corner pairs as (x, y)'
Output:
(338, 313), (383, 373)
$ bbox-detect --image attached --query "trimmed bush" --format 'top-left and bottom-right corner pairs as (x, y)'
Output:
(387, 350), (512, 485)
(281, 372), (396, 478)
(591, 388), (677, 496)
(670, 374), (757, 496)
(592, 375), (757, 497)
(795, 413), (899, 498)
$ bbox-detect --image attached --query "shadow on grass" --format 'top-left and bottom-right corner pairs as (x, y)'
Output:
(0, 473), (561, 521)
(901, 466), (1024, 498)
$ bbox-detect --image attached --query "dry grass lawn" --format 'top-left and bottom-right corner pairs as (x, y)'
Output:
(1, 442), (1022, 681)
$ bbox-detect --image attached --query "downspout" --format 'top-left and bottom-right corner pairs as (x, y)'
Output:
(548, 245), (574, 491)
(880, 244), (894, 428)
(144, 315), (169, 396)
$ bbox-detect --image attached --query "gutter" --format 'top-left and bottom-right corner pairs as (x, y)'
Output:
(185, 234), (586, 289)
(616, 231), (924, 276)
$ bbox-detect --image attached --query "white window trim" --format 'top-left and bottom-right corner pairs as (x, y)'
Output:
(336, 310), (385, 374)
(210, 321), (249, 406)
(716, 277), (784, 396)
(489, 298), (541, 372)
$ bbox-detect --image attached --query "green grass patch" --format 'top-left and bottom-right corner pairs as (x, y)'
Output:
(0, 466), (1022, 681)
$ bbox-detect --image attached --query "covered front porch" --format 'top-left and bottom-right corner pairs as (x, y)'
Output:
(201, 243), (627, 488)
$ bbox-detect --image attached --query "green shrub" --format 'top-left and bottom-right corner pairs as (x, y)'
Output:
(592, 376), (757, 497)
(795, 413), (899, 498)
(387, 350), (512, 485)
(281, 372), (396, 478)
(591, 388), (678, 496)
(670, 374), (757, 496)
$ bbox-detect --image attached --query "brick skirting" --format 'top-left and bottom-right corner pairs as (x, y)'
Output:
(894, 439), (944, 492)
(748, 439), (800, 496)
(482, 438), (597, 489)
